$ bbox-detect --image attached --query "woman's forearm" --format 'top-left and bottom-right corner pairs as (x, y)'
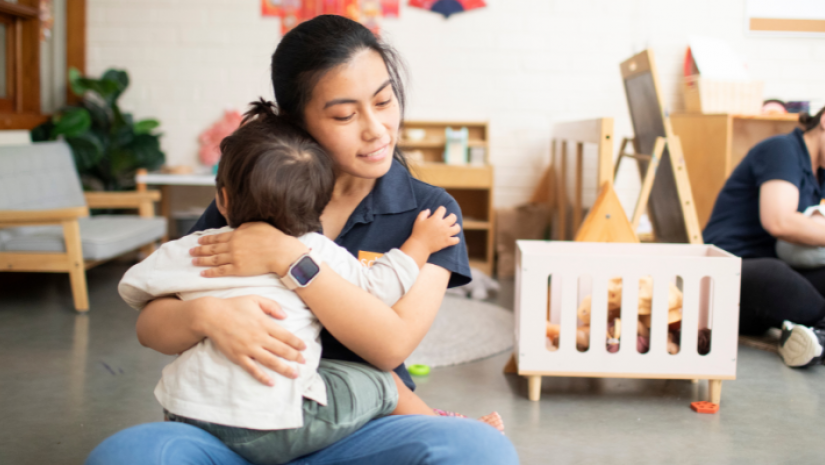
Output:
(136, 297), (210, 355)
(768, 213), (825, 246)
(296, 264), (450, 370)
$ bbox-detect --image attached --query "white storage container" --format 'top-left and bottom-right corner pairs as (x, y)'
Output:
(683, 75), (764, 115)
(513, 241), (741, 403)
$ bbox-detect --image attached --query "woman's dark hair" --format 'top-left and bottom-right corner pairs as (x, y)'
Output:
(215, 99), (335, 236)
(271, 14), (408, 169)
(800, 106), (825, 132)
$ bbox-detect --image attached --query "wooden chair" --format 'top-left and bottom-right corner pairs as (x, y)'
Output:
(531, 118), (615, 240)
(0, 142), (165, 311)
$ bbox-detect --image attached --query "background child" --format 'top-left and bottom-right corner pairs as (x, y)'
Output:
(119, 100), (502, 465)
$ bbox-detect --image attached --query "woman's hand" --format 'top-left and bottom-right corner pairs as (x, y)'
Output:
(199, 295), (308, 386)
(190, 222), (308, 277)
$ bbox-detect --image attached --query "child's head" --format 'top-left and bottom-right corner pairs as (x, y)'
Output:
(215, 99), (334, 236)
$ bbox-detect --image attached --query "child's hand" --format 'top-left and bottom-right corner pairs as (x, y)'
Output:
(410, 206), (461, 254)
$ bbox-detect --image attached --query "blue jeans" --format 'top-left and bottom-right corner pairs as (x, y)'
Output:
(85, 416), (519, 465)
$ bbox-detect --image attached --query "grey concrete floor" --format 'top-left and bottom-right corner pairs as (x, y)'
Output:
(1, 262), (824, 464)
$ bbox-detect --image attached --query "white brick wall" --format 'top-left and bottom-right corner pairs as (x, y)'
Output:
(89, 0), (825, 209)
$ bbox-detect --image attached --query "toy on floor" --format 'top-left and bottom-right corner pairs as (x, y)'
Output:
(408, 364), (431, 377)
(446, 267), (500, 301)
(545, 276), (712, 354)
(690, 401), (719, 414)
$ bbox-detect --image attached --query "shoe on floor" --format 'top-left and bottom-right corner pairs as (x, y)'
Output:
(778, 321), (825, 367)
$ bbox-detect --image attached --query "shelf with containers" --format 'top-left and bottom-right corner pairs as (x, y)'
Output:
(400, 121), (495, 276)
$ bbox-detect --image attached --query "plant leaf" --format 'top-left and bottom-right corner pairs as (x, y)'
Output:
(102, 69), (129, 102)
(52, 107), (91, 138)
(134, 119), (160, 134)
(66, 133), (105, 172)
(68, 68), (85, 97)
(112, 124), (135, 148)
(30, 122), (56, 142)
(126, 133), (166, 171)
(83, 103), (111, 134)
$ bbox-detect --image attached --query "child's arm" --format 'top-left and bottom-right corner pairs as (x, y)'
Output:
(400, 206), (461, 269)
(321, 206), (461, 307)
(118, 235), (202, 310)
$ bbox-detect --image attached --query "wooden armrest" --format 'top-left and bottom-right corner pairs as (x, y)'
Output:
(0, 206), (89, 225)
(84, 191), (161, 209)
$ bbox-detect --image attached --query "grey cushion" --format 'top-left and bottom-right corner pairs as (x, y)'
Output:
(0, 215), (167, 261)
(0, 141), (86, 210)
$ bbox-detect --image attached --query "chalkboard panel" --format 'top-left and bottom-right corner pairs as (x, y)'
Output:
(621, 51), (690, 243)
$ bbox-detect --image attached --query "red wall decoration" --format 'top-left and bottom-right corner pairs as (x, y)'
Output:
(262, 0), (400, 35)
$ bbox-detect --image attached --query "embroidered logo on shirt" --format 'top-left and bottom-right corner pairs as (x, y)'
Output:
(358, 250), (384, 268)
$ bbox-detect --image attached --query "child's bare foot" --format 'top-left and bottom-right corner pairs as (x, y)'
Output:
(479, 411), (504, 432)
(432, 408), (505, 433)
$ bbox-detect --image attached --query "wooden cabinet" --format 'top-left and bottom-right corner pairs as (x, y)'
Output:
(399, 121), (495, 276)
(670, 113), (800, 229)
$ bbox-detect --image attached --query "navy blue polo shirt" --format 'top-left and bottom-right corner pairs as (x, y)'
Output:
(703, 128), (824, 258)
(189, 159), (472, 390)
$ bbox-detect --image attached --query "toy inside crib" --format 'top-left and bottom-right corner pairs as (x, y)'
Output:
(545, 277), (712, 355)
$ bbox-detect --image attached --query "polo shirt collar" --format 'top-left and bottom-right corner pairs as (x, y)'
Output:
(336, 159), (418, 240)
(369, 159), (418, 215)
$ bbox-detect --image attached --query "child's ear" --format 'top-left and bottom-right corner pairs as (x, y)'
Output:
(216, 188), (229, 219)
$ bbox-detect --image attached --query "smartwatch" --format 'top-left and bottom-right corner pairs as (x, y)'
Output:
(281, 250), (322, 290)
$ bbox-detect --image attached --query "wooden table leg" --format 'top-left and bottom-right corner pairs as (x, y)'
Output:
(528, 375), (542, 401)
(160, 185), (171, 241)
(709, 379), (722, 404)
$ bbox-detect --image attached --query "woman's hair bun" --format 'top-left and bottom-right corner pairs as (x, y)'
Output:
(242, 98), (281, 125)
(799, 106), (824, 132)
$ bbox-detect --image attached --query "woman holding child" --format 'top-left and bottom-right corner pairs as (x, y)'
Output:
(87, 14), (518, 465)
(703, 106), (825, 368)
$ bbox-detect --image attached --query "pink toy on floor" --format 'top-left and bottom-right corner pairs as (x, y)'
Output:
(198, 110), (243, 167)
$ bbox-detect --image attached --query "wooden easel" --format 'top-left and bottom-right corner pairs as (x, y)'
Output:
(619, 50), (703, 245)
(614, 134), (702, 244)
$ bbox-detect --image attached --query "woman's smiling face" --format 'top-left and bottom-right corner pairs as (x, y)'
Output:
(303, 48), (400, 180)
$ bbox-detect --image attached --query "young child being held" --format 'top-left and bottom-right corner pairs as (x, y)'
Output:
(119, 100), (502, 465)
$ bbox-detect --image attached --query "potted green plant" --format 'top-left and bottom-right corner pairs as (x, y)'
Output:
(31, 68), (165, 191)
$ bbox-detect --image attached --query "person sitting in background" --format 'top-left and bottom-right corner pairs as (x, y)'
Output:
(703, 106), (825, 368)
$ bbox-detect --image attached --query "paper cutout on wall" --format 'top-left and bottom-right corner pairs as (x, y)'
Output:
(262, 0), (398, 35)
(381, 0), (400, 17)
(409, 0), (485, 18)
(261, 0), (283, 16)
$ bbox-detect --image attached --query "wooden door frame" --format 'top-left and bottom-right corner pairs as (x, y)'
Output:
(0, 0), (86, 129)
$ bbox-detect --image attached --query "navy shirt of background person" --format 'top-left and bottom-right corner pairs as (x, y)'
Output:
(189, 159), (472, 390)
(703, 128), (825, 259)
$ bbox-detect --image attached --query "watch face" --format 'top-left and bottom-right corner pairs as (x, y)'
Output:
(291, 255), (320, 286)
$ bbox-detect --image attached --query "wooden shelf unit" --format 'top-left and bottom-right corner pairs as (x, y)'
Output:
(670, 113), (800, 229)
(402, 121), (495, 276)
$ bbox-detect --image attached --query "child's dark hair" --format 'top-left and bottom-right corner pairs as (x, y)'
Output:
(215, 99), (334, 236)
(800, 106), (824, 132)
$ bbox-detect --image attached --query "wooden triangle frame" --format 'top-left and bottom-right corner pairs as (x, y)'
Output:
(573, 182), (639, 243)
